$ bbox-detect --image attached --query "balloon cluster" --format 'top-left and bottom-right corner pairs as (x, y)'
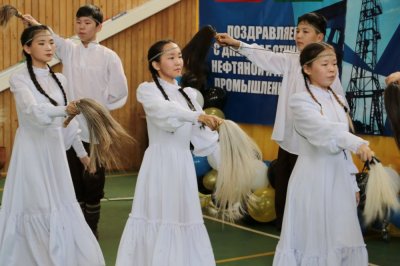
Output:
(190, 85), (276, 223)
(191, 86), (227, 118)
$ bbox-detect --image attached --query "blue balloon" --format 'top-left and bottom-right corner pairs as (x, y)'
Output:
(192, 154), (211, 177)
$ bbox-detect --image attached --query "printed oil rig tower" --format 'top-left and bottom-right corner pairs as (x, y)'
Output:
(346, 0), (384, 134)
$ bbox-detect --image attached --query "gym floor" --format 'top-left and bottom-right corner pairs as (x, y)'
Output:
(1, 173), (400, 265)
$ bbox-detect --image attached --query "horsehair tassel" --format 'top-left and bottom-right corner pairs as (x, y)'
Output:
(214, 119), (263, 221)
(64, 98), (135, 171)
(363, 156), (400, 225)
(0, 5), (23, 26)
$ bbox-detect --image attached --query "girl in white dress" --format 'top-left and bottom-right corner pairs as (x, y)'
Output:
(116, 40), (221, 266)
(0, 25), (105, 266)
(273, 42), (374, 265)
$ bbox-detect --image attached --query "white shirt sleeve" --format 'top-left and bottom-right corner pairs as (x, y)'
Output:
(181, 87), (219, 157)
(289, 93), (368, 154)
(62, 118), (87, 158)
(50, 30), (74, 62)
(191, 123), (219, 157)
(238, 42), (289, 75)
(105, 52), (128, 110)
(10, 74), (66, 125)
(137, 83), (202, 132)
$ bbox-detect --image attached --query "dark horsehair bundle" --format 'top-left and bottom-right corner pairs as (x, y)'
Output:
(0, 5), (23, 26)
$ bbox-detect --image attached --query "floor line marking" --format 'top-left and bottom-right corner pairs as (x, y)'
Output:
(203, 215), (280, 239)
(216, 251), (275, 264)
(106, 172), (137, 178)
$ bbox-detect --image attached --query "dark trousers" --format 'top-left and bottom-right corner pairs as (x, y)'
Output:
(274, 147), (298, 229)
(66, 141), (105, 238)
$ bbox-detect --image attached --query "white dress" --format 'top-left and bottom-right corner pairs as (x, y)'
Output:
(273, 85), (369, 266)
(116, 79), (217, 266)
(238, 42), (345, 154)
(0, 65), (105, 266)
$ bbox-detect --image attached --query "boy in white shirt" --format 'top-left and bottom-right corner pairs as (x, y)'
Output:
(216, 12), (345, 230)
(23, 5), (128, 238)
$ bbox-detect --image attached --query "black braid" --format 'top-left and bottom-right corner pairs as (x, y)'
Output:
(328, 87), (355, 132)
(151, 72), (197, 111)
(25, 55), (66, 106)
(26, 56), (57, 105)
(303, 74), (323, 115)
(48, 64), (67, 105)
(178, 88), (196, 111)
(328, 87), (348, 113)
(151, 72), (169, 100)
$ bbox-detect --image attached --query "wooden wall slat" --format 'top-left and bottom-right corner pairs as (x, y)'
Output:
(0, 0), (199, 173)
(1, 0), (398, 175)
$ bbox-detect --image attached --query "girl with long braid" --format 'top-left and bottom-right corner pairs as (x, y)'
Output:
(273, 42), (373, 265)
(0, 25), (105, 265)
(116, 40), (221, 266)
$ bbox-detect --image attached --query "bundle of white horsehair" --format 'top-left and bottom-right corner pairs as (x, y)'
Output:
(215, 119), (262, 221)
(363, 157), (400, 225)
(64, 98), (135, 172)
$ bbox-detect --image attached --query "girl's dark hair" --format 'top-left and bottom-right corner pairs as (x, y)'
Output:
(300, 42), (354, 131)
(21, 25), (67, 106)
(384, 82), (400, 149)
(298, 12), (327, 35)
(147, 40), (196, 111)
(76, 5), (103, 25)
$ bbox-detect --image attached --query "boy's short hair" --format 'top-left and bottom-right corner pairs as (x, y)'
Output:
(297, 12), (327, 35)
(76, 5), (103, 25)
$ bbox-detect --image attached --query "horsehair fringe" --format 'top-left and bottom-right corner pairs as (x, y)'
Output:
(363, 159), (400, 225)
(215, 119), (262, 221)
(0, 5), (23, 27)
(64, 98), (135, 172)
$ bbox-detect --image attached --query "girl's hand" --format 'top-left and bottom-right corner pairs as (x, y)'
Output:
(198, 114), (223, 131)
(21, 14), (41, 27)
(385, 71), (400, 85)
(215, 33), (240, 49)
(355, 192), (360, 206)
(66, 101), (80, 116)
(356, 143), (374, 162)
(79, 156), (90, 169)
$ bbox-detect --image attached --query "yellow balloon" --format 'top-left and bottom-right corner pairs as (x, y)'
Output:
(199, 192), (211, 209)
(203, 169), (218, 191)
(247, 186), (276, 222)
(204, 107), (225, 119)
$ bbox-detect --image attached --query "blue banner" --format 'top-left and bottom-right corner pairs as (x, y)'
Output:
(200, 0), (400, 135)
(200, 0), (344, 125)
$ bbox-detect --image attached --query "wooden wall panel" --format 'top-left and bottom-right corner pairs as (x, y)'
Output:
(0, 0), (198, 174)
(1, 0), (399, 176)
(239, 124), (400, 174)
